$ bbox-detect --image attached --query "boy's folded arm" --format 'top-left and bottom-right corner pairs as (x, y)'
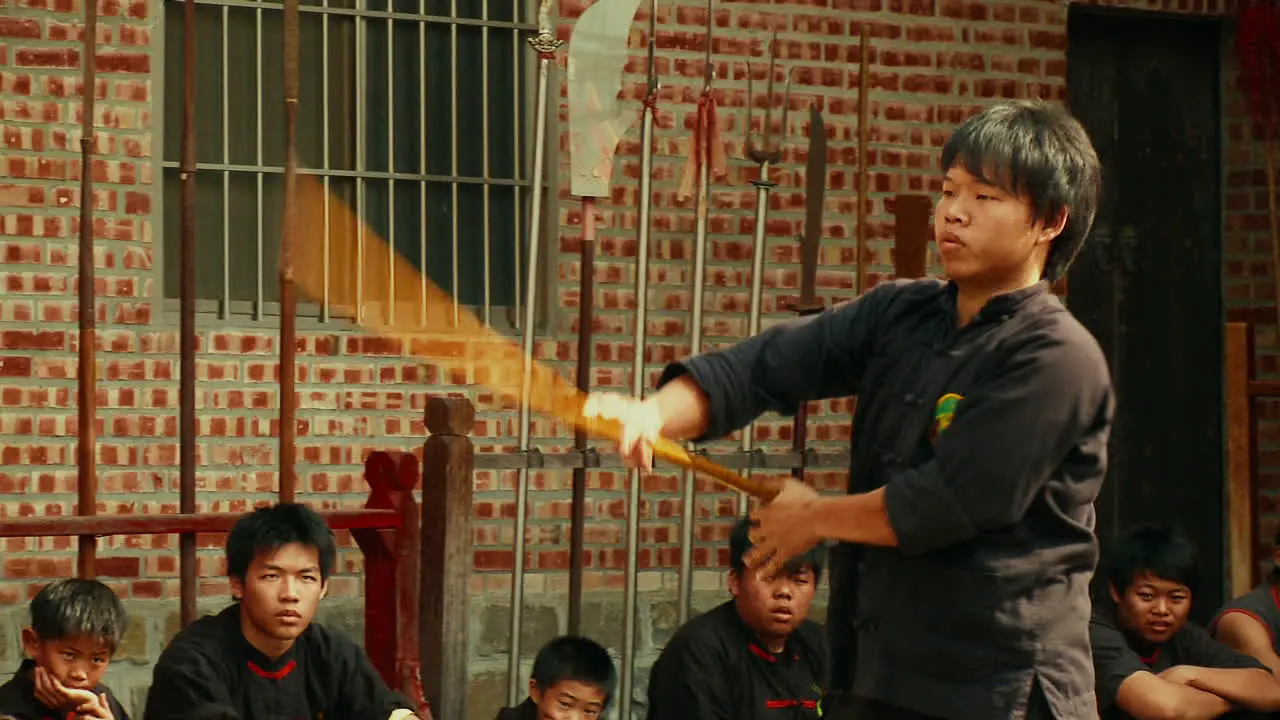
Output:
(1114, 670), (1231, 720)
(1182, 666), (1280, 712)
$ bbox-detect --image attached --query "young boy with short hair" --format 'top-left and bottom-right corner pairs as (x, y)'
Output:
(494, 635), (617, 720)
(0, 578), (131, 720)
(142, 503), (420, 720)
(1091, 524), (1280, 720)
(645, 516), (826, 720)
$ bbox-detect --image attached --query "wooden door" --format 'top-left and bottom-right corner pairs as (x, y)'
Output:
(1066, 8), (1225, 621)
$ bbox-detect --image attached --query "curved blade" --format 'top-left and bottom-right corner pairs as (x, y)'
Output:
(567, 0), (644, 197)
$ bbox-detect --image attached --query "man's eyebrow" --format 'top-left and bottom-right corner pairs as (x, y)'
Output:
(262, 563), (320, 573)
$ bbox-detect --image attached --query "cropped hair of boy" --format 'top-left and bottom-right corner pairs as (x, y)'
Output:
(1103, 524), (1201, 594)
(531, 635), (617, 705)
(226, 502), (337, 581)
(730, 516), (825, 582)
(29, 578), (128, 651)
(942, 98), (1101, 282)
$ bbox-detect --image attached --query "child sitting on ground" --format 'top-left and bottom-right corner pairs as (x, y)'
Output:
(494, 635), (617, 720)
(0, 578), (131, 720)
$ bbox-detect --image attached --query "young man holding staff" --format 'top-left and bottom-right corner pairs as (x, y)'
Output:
(585, 99), (1114, 720)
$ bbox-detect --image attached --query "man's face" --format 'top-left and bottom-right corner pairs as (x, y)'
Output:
(933, 164), (1062, 289)
(21, 630), (112, 694)
(230, 542), (327, 652)
(529, 679), (607, 720)
(1110, 572), (1191, 645)
(729, 564), (817, 650)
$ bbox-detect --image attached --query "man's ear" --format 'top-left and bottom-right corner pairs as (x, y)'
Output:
(229, 576), (245, 601)
(20, 627), (39, 657)
(728, 569), (741, 598)
(320, 579), (329, 601)
(1038, 207), (1068, 246)
(1108, 583), (1121, 604)
(528, 679), (541, 705)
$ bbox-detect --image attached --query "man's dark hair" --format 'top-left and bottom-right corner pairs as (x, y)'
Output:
(941, 99), (1101, 283)
(1103, 524), (1201, 594)
(29, 578), (128, 653)
(226, 503), (337, 582)
(530, 635), (617, 707)
(729, 516), (826, 583)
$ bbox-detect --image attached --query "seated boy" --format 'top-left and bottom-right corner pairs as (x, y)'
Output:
(1091, 524), (1280, 720)
(645, 516), (826, 720)
(142, 503), (420, 720)
(493, 635), (617, 720)
(1211, 528), (1280, 678)
(0, 578), (131, 720)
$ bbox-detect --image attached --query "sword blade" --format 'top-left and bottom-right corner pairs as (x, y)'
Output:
(799, 104), (826, 308)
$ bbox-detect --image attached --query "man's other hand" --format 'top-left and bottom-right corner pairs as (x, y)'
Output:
(582, 392), (664, 471)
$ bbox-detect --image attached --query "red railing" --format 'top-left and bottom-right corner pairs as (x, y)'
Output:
(0, 450), (432, 720)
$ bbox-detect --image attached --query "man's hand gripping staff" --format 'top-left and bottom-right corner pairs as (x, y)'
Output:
(581, 384), (824, 580)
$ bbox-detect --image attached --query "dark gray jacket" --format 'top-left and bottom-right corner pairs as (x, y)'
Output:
(659, 278), (1115, 720)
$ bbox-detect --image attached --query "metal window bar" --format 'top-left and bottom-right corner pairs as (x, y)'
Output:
(159, 0), (535, 327)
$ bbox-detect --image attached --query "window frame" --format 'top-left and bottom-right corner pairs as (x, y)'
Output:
(150, 0), (562, 338)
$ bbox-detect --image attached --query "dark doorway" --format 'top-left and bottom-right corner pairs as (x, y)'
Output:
(1066, 8), (1225, 621)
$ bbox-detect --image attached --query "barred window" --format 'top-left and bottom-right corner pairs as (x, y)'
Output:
(160, 0), (537, 324)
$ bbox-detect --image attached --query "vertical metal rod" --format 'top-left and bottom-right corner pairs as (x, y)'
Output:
(679, 0), (714, 625)
(419, 0), (428, 326)
(856, 24), (870, 296)
(221, 7), (231, 319)
(511, 20), (523, 326)
(255, 6), (264, 320)
(356, 0), (366, 321)
(449, 0), (460, 326)
(178, 0), (198, 625)
(321, 0), (331, 323)
(386, 12), (396, 326)
(509, 0), (559, 704)
(279, 0), (300, 505)
(740, 162), (770, 517)
(569, 196), (595, 634)
(621, 3), (659, 715)
(481, 6), (492, 326)
(76, 0), (100, 579)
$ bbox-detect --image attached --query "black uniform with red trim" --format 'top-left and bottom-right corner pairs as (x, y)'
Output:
(0, 659), (131, 720)
(1090, 597), (1268, 720)
(644, 600), (825, 720)
(141, 604), (414, 720)
(1211, 582), (1280, 645)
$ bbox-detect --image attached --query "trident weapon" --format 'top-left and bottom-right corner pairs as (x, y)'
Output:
(509, 0), (564, 706)
(790, 104), (827, 481)
(675, 0), (723, 626)
(739, 27), (793, 513)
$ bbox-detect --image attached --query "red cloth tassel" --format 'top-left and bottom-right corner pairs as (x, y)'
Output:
(677, 91), (728, 202)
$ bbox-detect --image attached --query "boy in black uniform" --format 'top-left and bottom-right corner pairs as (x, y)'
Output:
(492, 635), (616, 720)
(644, 516), (825, 720)
(142, 503), (420, 720)
(1211, 528), (1280, 677)
(585, 99), (1114, 720)
(1090, 525), (1280, 720)
(0, 578), (131, 720)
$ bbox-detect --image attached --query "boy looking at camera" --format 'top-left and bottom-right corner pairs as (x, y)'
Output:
(0, 578), (131, 720)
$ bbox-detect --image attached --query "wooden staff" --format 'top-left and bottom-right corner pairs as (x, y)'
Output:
(77, 0), (100, 579)
(178, 0), (198, 626)
(279, 0), (300, 503)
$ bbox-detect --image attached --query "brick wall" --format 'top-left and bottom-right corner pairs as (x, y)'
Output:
(0, 0), (1268, 717)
